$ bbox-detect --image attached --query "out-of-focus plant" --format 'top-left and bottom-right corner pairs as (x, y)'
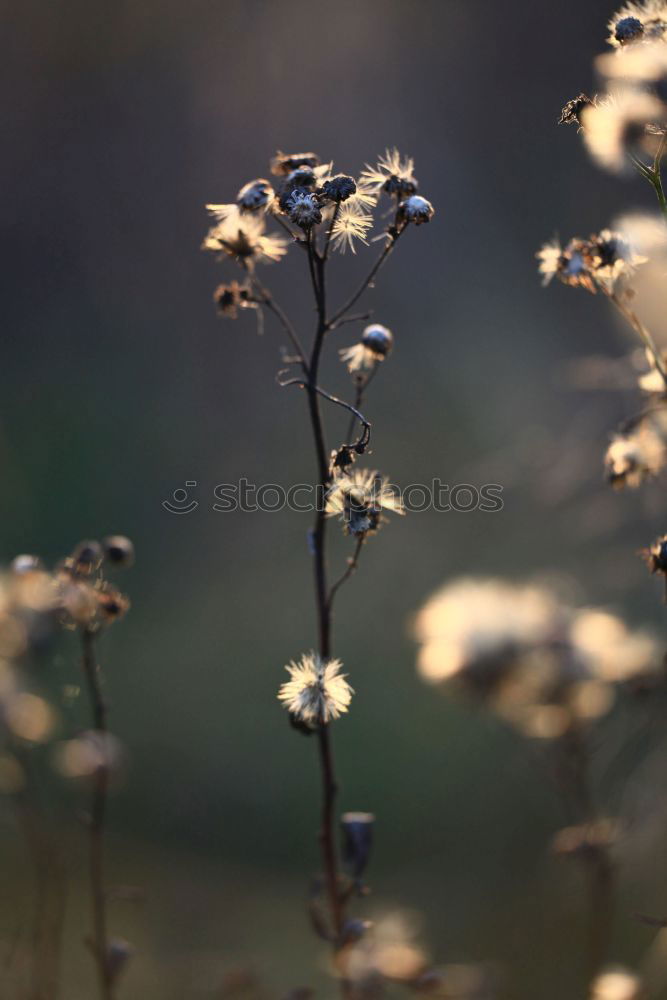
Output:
(0, 539), (133, 1000)
(202, 151), (440, 994)
(55, 536), (134, 999)
(414, 577), (661, 981)
(518, 1), (667, 991)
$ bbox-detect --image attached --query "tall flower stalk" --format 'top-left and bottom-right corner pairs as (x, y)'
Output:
(203, 150), (434, 987)
(532, 1), (667, 988)
(56, 537), (133, 998)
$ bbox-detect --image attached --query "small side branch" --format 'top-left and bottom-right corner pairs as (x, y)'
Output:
(603, 287), (667, 388)
(327, 537), (365, 613)
(250, 275), (309, 375)
(278, 377), (371, 452)
(328, 228), (405, 328)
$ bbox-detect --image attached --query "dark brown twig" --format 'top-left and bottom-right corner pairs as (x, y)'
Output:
(81, 627), (113, 1000)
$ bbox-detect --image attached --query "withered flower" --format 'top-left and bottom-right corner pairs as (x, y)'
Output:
(270, 150), (320, 176)
(278, 652), (353, 726)
(213, 281), (253, 319)
(559, 93), (593, 126)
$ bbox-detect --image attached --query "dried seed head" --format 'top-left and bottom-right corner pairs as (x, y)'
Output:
(330, 445), (356, 475)
(361, 148), (419, 197)
(397, 195), (434, 226)
(102, 535), (135, 568)
(11, 554), (43, 575)
(558, 93), (593, 126)
(270, 151), (320, 176)
(213, 281), (252, 319)
(278, 652), (353, 726)
(106, 939), (135, 984)
(341, 811), (375, 879)
(71, 541), (104, 576)
(321, 174), (357, 202)
(285, 190), (322, 228)
(98, 582), (130, 622)
(615, 15), (645, 43)
(326, 469), (404, 536)
(590, 968), (642, 1000)
(361, 323), (394, 357)
(236, 178), (274, 212)
(643, 534), (667, 573)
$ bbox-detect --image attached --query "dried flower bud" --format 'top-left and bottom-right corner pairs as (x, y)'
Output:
(71, 541), (104, 575)
(341, 811), (375, 879)
(55, 730), (124, 778)
(106, 938), (134, 984)
(644, 534), (667, 574)
(278, 653), (353, 726)
(321, 174), (357, 202)
(330, 446), (356, 475)
(11, 554), (43, 574)
(213, 281), (252, 319)
(362, 323), (393, 358)
(271, 151), (320, 176)
(285, 190), (322, 228)
(339, 918), (372, 946)
(558, 93), (593, 126)
(95, 582), (130, 624)
(552, 819), (618, 857)
(103, 536), (135, 568)
(397, 195), (434, 226)
(615, 16), (645, 44)
(236, 178), (274, 212)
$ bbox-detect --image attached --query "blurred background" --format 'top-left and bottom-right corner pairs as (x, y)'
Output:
(3, 0), (667, 996)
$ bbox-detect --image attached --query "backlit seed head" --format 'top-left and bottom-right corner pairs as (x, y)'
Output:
(361, 323), (394, 357)
(397, 195), (434, 226)
(321, 174), (357, 202)
(270, 151), (320, 176)
(643, 534), (667, 573)
(341, 811), (375, 879)
(11, 555), (43, 575)
(615, 15), (645, 43)
(213, 281), (252, 319)
(558, 93), (593, 126)
(102, 536), (135, 568)
(285, 190), (322, 228)
(236, 178), (274, 212)
(71, 541), (104, 576)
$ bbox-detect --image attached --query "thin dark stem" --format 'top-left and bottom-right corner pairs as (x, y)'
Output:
(555, 727), (615, 983)
(279, 378), (371, 452)
(630, 137), (667, 219)
(327, 536), (364, 614)
(602, 286), (667, 387)
(249, 272), (309, 375)
(81, 627), (113, 1000)
(651, 134), (667, 219)
(345, 364), (379, 443)
(328, 311), (373, 331)
(272, 213), (300, 242)
(302, 229), (347, 951)
(328, 229), (404, 328)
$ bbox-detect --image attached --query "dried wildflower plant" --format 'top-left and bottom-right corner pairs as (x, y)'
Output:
(414, 572), (665, 980)
(0, 538), (134, 999)
(203, 149), (434, 986)
(522, 2), (667, 985)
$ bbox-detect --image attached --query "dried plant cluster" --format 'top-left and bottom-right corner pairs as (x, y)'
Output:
(410, 3), (667, 997)
(0, 538), (134, 998)
(198, 149), (502, 998)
